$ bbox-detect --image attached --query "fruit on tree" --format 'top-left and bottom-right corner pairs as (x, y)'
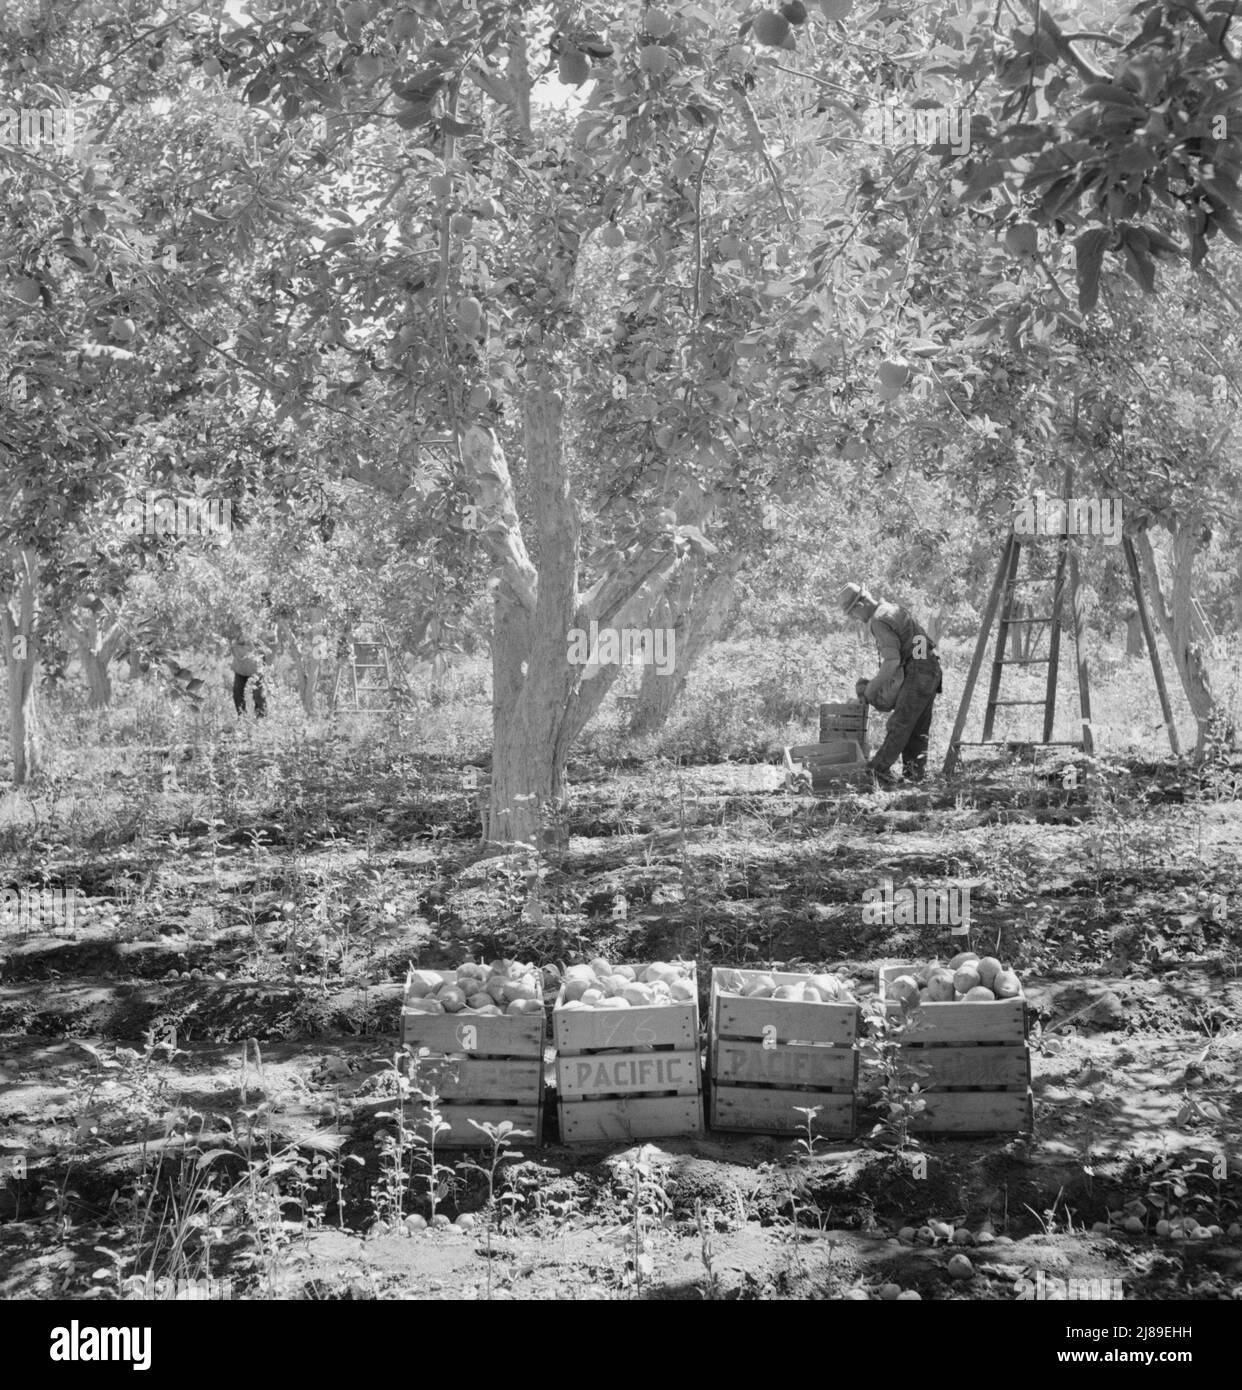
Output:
(643, 7), (674, 37)
(781, 1), (809, 22)
(558, 49), (590, 85)
(600, 223), (625, 248)
(752, 10), (792, 46)
(1004, 222), (1039, 257)
(455, 296), (483, 331)
(877, 357), (911, 388)
(109, 316), (136, 341)
(429, 174), (452, 199)
(450, 213), (474, 236)
(638, 44), (671, 75)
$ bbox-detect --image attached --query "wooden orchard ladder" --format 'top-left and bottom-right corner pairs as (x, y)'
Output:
(331, 624), (413, 724)
(944, 476), (1182, 775)
(944, 470), (1095, 776)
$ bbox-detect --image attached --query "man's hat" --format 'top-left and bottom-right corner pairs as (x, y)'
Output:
(838, 583), (873, 617)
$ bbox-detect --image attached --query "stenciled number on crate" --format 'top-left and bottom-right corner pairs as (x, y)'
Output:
(6, 1155), (26, 1180)
(1062, 765), (1078, 789)
(761, 1023), (778, 1052)
(908, 1153), (927, 1180)
(456, 1023), (478, 1053)
(462, 767), (478, 790)
(912, 635), (929, 660)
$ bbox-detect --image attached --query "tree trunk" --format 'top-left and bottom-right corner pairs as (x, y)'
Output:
(275, 618), (326, 716)
(478, 387), (579, 847)
(1, 548), (43, 784)
(1133, 524), (1222, 756)
(629, 559), (739, 738)
(462, 420), (707, 847)
(64, 608), (127, 708)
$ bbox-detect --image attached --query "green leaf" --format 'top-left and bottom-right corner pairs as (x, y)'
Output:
(1080, 82), (1143, 107)
(1075, 228), (1109, 312)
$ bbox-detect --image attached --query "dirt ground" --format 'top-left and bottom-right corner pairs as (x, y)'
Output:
(2, 753), (1240, 1300)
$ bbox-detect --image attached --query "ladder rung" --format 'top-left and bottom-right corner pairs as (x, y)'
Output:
(996, 658), (1051, 666)
(953, 739), (1084, 748)
(1001, 617), (1054, 624)
(989, 699), (1047, 706)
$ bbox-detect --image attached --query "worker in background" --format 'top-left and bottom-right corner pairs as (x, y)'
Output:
(839, 583), (942, 787)
(229, 629), (270, 718)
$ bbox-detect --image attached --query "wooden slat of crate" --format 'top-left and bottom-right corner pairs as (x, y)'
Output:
(559, 1095), (703, 1144)
(713, 1039), (857, 1089)
(400, 1009), (544, 1056)
(789, 741), (866, 767)
(553, 1002), (696, 1052)
(405, 1101), (543, 1147)
(552, 966), (698, 1054)
(715, 990), (858, 1049)
(557, 1049), (700, 1100)
(406, 1054), (542, 1102)
(711, 1087), (854, 1136)
(895, 1044), (1030, 1090)
(905, 1089), (1033, 1134)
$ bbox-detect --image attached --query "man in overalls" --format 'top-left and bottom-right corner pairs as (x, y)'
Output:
(839, 583), (942, 787)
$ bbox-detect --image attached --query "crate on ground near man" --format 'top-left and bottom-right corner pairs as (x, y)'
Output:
(874, 962), (1032, 1135)
(786, 740), (870, 790)
(709, 968), (860, 1137)
(400, 965), (546, 1146)
(553, 961), (702, 1144)
(820, 700), (868, 753)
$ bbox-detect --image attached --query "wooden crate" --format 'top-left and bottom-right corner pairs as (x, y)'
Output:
(874, 963), (1032, 1135)
(553, 966), (703, 1144)
(709, 969), (859, 1137)
(820, 700), (868, 754)
(788, 741), (869, 791)
(400, 970), (545, 1146)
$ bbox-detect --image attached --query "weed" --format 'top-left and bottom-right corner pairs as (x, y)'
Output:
(456, 1120), (532, 1299)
